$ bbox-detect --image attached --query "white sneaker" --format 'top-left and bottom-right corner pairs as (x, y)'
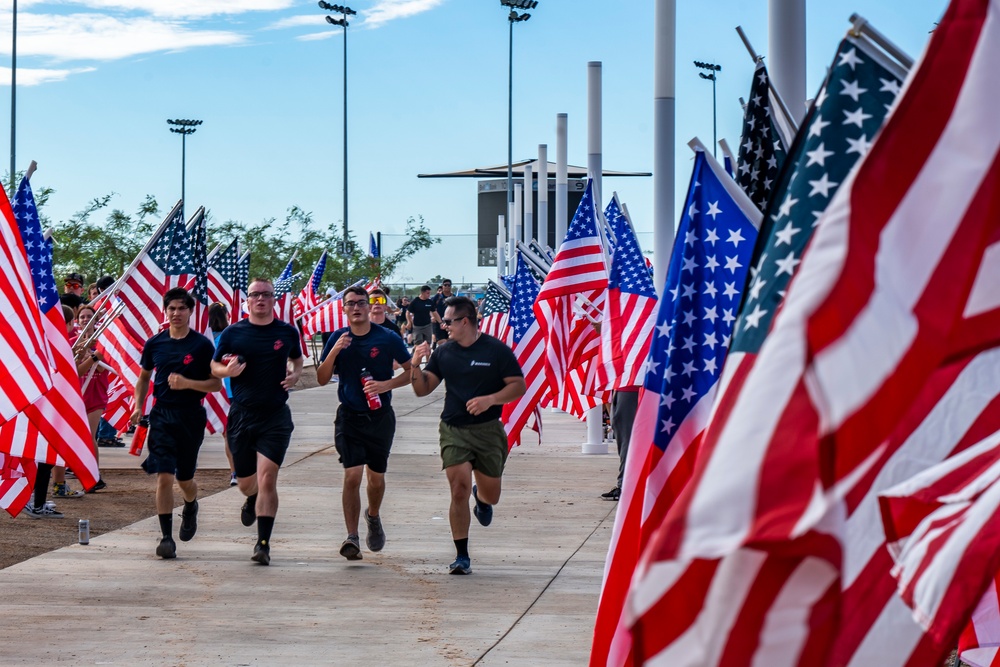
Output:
(23, 504), (64, 519)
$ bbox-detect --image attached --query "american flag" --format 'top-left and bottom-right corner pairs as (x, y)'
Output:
(598, 194), (657, 390)
(301, 295), (347, 337)
(102, 376), (133, 434)
(208, 238), (240, 324)
(627, 2), (1000, 663)
(734, 62), (790, 211)
(95, 202), (187, 388)
(479, 281), (511, 343)
(236, 248), (250, 318)
(294, 250), (327, 320)
(0, 176), (101, 500)
(591, 147), (760, 666)
(960, 568), (1000, 667)
(0, 452), (35, 517)
(501, 254), (547, 449)
(533, 179), (608, 418)
(369, 232), (379, 259)
(273, 256), (297, 323)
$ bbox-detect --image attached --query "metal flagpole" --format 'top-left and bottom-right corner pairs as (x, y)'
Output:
(583, 60), (606, 455)
(653, 0), (676, 298)
(537, 144), (549, 250)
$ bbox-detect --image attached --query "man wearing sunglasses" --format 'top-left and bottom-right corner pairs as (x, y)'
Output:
(317, 285), (412, 561)
(410, 296), (525, 575)
(212, 278), (304, 566)
(368, 288), (401, 338)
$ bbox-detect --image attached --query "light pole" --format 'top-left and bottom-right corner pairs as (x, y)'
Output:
(500, 0), (537, 246)
(319, 1), (356, 256)
(166, 118), (202, 219)
(9, 0), (16, 195)
(694, 61), (721, 157)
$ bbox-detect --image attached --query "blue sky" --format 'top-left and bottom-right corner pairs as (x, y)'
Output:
(0, 0), (944, 287)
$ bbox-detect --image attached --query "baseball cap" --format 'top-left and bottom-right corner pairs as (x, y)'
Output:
(64, 272), (84, 285)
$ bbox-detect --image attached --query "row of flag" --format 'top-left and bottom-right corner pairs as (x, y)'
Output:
(591, 0), (1000, 665)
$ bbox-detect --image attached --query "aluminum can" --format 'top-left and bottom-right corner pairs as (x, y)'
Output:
(78, 519), (90, 545)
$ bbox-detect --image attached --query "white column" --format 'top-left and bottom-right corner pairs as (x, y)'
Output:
(537, 144), (548, 250)
(555, 113), (568, 248)
(523, 164), (534, 243)
(769, 0), (806, 124)
(508, 193), (518, 274)
(583, 60), (606, 455)
(513, 183), (523, 249)
(497, 214), (506, 279)
(653, 0), (676, 297)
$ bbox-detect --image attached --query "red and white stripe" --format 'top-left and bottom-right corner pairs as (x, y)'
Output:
(480, 311), (510, 343)
(302, 298), (347, 336)
(0, 453), (36, 517)
(207, 264), (239, 325)
(960, 573), (1000, 667)
(600, 285), (657, 390)
(628, 1), (1000, 663)
(102, 377), (133, 434)
(502, 318), (549, 449)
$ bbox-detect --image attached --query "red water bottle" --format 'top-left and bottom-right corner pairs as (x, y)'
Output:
(130, 416), (149, 456)
(359, 368), (382, 410)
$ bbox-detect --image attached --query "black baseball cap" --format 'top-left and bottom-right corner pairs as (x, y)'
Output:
(64, 272), (84, 285)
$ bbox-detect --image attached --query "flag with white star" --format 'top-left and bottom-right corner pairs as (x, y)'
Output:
(734, 35), (904, 355)
(178, 209), (209, 308)
(295, 250), (328, 320)
(480, 280), (511, 342)
(502, 254), (547, 448)
(591, 146), (761, 661)
(273, 256), (300, 323)
(208, 238), (240, 324)
(735, 62), (790, 211)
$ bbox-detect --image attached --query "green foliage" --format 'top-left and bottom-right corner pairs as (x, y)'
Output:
(45, 189), (439, 293)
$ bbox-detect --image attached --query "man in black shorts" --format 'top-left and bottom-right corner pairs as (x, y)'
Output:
(133, 287), (221, 559)
(212, 278), (303, 566)
(317, 286), (412, 560)
(410, 296), (525, 575)
(407, 285), (435, 347)
(430, 279), (454, 347)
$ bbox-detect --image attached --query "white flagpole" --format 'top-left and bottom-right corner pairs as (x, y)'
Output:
(584, 60), (606, 455)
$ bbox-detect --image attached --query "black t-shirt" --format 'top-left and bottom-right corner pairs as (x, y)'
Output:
(378, 319), (402, 337)
(424, 333), (523, 426)
(140, 329), (216, 408)
(214, 319), (303, 409)
(431, 292), (452, 318)
(320, 324), (411, 412)
(397, 305), (409, 327)
(409, 297), (435, 326)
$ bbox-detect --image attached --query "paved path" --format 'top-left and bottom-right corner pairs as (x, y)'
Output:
(2, 385), (620, 666)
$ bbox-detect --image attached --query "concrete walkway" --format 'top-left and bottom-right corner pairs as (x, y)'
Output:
(1, 384), (620, 666)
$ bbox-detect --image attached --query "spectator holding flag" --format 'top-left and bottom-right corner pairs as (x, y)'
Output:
(410, 295), (525, 575)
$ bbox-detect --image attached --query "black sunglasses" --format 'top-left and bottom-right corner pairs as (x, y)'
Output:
(441, 316), (468, 326)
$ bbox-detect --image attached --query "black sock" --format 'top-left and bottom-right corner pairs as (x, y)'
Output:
(33, 464), (53, 509)
(247, 492), (257, 509)
(454, 538), (469, 559)
(184, 498), (197, 512)
(158, 513), (172, 538)
(257, 516), (275, 547)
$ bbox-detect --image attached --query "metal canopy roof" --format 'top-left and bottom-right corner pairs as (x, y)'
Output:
(417, 159), (651, 179)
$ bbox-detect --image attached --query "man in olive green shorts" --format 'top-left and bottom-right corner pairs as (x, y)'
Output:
(410, 296), (525, 575)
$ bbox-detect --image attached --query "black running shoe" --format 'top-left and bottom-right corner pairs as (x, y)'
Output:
(179, 501), (198, 542)
(156, 536), (177, 559)
(472, 485), (493, 527)
(251, 542), (270, 566)
(340, 535), (363, 561)
(241, 494), (257, 527)
(449, 556), (472, 575)
(364, 509), (385, 552)
(601, 487), (621, 501)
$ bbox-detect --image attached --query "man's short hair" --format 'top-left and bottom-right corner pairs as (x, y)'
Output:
(420, 285), (431, 293)
(163, 287), (195, 310)
(368, 287), (386, 299)
(61, 305), (75, 324)
(96, 275), (115, 291)
(343, 285), (368, 300)
(445, 296), (477, 323)
(441, 279), (452, 286)
(59, 293), (83, 309)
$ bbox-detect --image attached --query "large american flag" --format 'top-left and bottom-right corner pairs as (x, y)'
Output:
(95, 202), (187, 388)
(591, 147), (760, 666)
(0, 176), (101, 503)
(627, 2), (1000, 664)
(735, 62), (789, 211)
(208, 238), (240, 324)
(501, 254), (548, 449)
(479, 281), (511, 343)
(273, 256), (298, 323)
(533, 179), (608, 418)
(598, 194), (657, 390)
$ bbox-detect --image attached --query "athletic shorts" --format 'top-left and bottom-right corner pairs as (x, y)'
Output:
(412, 323), (434, 346)
(227, 403), (295, 478)
(142, 404), (206, 482)
(438, 420), (508, 478)
(334, 405), (396, 474)
(433, 323), (449, 343)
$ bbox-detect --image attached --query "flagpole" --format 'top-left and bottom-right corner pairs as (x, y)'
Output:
(735, 26), (800, 136)
(768, 0), (806, 125)
(100, 200), (184, 302)
(652, 0), (676, 298)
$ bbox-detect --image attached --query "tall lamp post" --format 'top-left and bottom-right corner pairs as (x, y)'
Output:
(694, 60), (721, 157)
(500, 0), (537, 248)
(319, 1), (356, 256)
(166, 118), (202, 219)
(9, 0), (16, 195)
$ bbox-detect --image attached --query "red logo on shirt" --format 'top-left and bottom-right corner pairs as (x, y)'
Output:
(274, 340), (284, 351)
(370, 348), (380, 359)
(183, 354), (193, 365)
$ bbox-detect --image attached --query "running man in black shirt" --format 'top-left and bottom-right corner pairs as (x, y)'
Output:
(318, 286), (412, 560)
(133, 288), (222, 560)
(410, 296), (525, 575)
(407, 285), (436, 347)
(212, 278), (304, 566)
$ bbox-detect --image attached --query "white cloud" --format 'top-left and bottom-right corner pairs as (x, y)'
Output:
(0, 13), (244, 61)
(296, 31), (336, 42)
(39, 0), (298, 19)
(0, 65), (97, 86)
(361, 0), (445, 29)
(266, 15), (326, 30)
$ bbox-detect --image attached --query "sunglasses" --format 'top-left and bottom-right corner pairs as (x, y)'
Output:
(343, 299), (369, 309)
(247, 291), (274, 299)
(369, 295), (387, 305)
(441, 316), (467, 326)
